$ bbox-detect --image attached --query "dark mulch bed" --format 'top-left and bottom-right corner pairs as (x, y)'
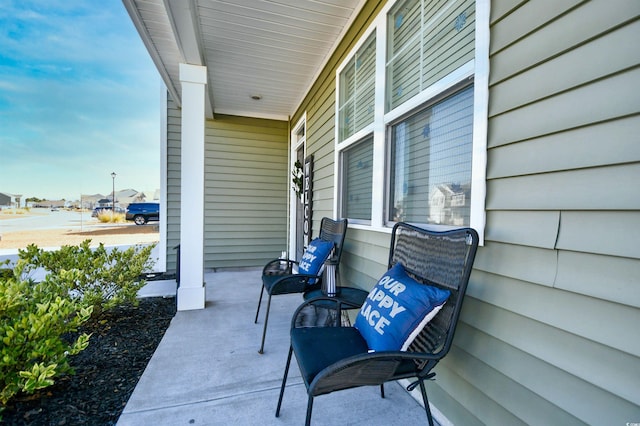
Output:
(2, 297), (176, 425)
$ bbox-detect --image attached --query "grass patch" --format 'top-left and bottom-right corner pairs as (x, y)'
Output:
(0, 208), (29, 215)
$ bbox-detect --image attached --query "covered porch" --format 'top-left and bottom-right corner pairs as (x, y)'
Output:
(120, 0), (640, 424)
(122, 0), (369, 312)
(118, 269), (440, 425)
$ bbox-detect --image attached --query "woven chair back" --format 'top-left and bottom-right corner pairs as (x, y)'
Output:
(389, 223), (478, 357)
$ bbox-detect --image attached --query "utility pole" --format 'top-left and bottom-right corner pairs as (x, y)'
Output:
(111, 172), (116, 221)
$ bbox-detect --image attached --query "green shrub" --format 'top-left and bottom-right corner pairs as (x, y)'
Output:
(0, 269), (92, 405)
(0, 268), (12, 280)
(17, 240), (156, 315)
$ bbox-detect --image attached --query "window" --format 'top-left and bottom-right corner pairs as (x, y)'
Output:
(389, 84), (473, 225)
(386, 0), (422, 110)
(334, 0), (487, 241)
(294, 120), (305, 143)
(387, 0), (476, 111)
(338, 32), (377, 142)
(340, 137), (374, 222)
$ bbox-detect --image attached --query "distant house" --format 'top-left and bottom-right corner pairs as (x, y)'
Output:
(80, 194), (105, 209)
(32, 200), (66, 209)
(428, 184), (470, 226)
(0, 192), (22, 209)
(96, 198), (112, 208)
(116, 189), (147, 207)
(48, 200), (66, 209)
(79, 190), (150, 209)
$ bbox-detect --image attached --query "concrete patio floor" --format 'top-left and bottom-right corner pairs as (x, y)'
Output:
(118, 269), (440, 426)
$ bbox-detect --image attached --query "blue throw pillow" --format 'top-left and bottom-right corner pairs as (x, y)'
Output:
(298, 238), (334, 280)
(354, 263), (451, 352)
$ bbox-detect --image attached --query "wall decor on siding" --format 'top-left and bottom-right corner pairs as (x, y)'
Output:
(303, 155), (313, 247)
(291, 160), (304, 200)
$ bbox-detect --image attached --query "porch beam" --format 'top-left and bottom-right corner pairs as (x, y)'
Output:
(177, 63), (207, 311)
(165, 0), (214, 119)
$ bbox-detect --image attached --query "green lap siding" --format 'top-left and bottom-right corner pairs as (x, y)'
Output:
(291, 0), (640, 424)
(203, 115), (288, 269)
(166, 98), (181, 274)
(166, 105), (289, 270)
(447, 2), (640, 424)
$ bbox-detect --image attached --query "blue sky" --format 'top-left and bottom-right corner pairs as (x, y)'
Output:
(0, 0), (161, 201)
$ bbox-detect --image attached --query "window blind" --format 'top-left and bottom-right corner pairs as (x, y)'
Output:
(339, 32), (376, 141)
(386, 0), (475, 111)
(342, 137), (374, 220)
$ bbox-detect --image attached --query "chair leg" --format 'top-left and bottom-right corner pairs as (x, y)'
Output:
(258, 294), (272, 354)
(255, 285), (265, 324)
(305, 395), (314, 426)
(418, 380), (434, 426)
(275, 346), (293, 417)
(380, 383), (385, 398)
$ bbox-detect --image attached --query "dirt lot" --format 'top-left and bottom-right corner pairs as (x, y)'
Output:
(0, 225), (159, 250)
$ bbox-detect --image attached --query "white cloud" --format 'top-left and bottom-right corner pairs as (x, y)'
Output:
(0, 1), (161, 200)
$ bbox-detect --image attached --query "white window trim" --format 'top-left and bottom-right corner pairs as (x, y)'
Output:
(334, 0), (489, 245)
(337, 135), (375, 226)
(334, 17), (382, 221)
(289, 113), (306, 256)
(471, 0), (490, 246)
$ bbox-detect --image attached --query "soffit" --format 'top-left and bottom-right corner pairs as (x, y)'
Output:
(124, 0), (365, 120)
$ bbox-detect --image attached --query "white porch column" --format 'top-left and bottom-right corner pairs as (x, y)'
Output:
(178, 63), (206, 310)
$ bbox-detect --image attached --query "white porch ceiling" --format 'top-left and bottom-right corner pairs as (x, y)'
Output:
(123, 0), (365, 121)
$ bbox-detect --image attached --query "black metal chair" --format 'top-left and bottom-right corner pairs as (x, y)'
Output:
(255, 217), (348, 354)
(276, 222), (479, 426)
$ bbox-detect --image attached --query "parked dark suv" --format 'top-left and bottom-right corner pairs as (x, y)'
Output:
(126, 202), (160, 225)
